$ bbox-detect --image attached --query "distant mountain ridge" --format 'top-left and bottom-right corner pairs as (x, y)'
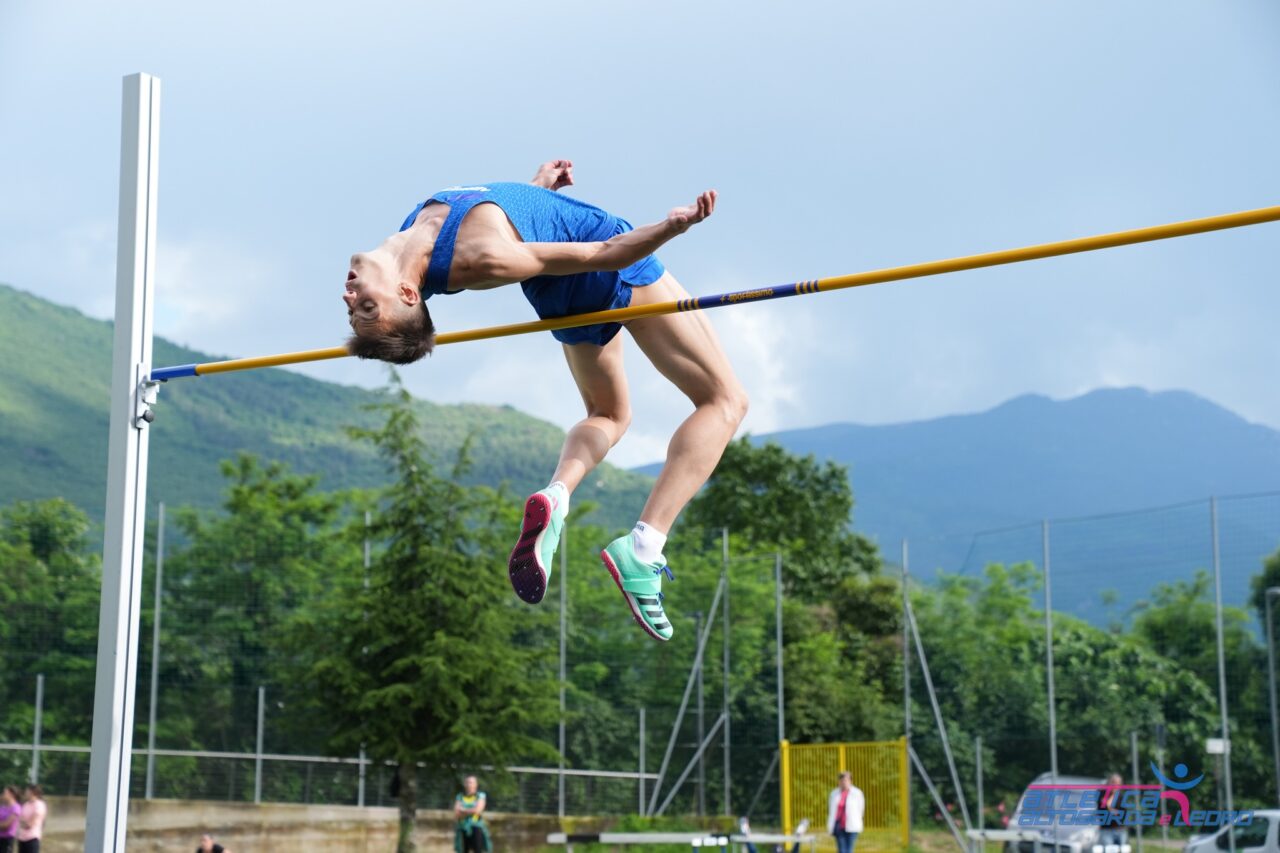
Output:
(761, 387), (1280, 538)
(636, 387), (1280, 615)
(0, 283), (651, 530)
(640, 387), (1280, 540)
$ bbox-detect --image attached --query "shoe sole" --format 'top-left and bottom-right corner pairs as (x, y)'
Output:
(509, 494), (551, 604)
(600, 548), (670, 643)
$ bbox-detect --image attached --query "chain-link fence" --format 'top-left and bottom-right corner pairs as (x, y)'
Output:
(5, 481), (1276, 843)
(902, 491), (1280, 851)
(0, 496), (785, 823)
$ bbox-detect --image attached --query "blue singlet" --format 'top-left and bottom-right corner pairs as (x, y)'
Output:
(398, 182), (665, 346)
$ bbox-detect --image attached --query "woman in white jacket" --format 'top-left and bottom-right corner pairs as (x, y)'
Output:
(827, 772), (865, 853)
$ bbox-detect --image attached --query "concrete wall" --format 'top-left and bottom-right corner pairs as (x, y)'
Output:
(42, 797), (571, 852)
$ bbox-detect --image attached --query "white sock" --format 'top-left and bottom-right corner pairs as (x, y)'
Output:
(631, 521), (668, 563)
(546, 480), (570, 514)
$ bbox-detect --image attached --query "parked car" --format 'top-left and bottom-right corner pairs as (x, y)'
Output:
(1185, 810), (1280, 853)
(1000, 773), (1111, 853)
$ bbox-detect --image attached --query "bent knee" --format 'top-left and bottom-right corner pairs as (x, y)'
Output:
(588, 405), (632, 444)
(707, 385), (748, 427)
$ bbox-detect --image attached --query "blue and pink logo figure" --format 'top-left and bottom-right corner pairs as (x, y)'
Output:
(1021, 762), (1249, 829)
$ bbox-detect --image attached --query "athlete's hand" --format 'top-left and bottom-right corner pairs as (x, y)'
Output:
(667, 190), (717, 234)
(532, 159), (574, 191)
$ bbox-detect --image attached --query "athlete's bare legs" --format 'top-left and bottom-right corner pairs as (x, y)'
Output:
(510, 271), (746, 641)
(624, 272), (748, 531)
(548, 334), (632, 491)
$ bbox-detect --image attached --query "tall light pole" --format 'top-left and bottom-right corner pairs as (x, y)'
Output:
(1266, 586), (1280, 807)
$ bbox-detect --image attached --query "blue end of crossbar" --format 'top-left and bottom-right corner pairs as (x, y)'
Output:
(150, 363), (198, 381)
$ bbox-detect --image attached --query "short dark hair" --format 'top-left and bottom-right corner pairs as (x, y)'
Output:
(347, 302), (436, 364)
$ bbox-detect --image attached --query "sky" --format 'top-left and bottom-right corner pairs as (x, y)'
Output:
(2, 0), (1278, 467)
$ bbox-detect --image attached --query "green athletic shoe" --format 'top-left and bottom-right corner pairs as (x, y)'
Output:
(508, 488), (566, 604)
(600, 535), (675, 642)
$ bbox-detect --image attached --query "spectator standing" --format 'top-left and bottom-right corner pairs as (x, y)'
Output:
(1098, 773), (1127, 849)
(16, 785), (45, 853)
(0, 786), (21, 853)
(826, 771), (865, 853)
(454, 775), (491, 853)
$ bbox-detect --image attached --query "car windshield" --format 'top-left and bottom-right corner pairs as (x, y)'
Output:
(1216, 819), (1270, 851)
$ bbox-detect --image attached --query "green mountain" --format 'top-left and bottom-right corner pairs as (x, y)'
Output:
(0, 283), (650, 529)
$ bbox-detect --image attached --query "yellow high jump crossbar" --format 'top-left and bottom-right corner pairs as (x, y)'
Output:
(150, 204), (1280, 381)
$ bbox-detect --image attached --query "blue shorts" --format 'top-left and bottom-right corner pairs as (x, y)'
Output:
(520, 217), (665, 346)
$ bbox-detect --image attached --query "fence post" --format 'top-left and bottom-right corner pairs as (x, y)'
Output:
(1043, 520), (1059, 786)
(722, 527), (731, 817)
(558, 524), (567, 820)
(696, 609), (706, 817)
(31, 674), (44, 784)
(780, 739), (791, 834)
(1129, 731), (1143, 853)
(900, 737), (910, 852)
(1209, 497), (1235, 852)
(639, 707), (647, 816)
(775, 553), (785, 745)
(358, 746), (366, 807)
(902, 540), (912, 853)
(1266, 588), (1280, 807)
(145, 502), (165, 800)
(975, 734), (983, 853)
(254, 686), (265, 804)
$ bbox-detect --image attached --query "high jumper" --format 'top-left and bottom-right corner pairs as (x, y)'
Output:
(344, 160), (742, 642)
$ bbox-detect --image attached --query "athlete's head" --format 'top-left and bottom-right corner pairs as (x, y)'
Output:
(343, 246), (435, 364)
(463, 775), (479, 795)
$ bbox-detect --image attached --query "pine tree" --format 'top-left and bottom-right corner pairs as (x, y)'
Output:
(293, 374), (559, 852)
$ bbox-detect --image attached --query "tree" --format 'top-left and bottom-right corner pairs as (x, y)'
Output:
(0, 499), (100, 745)
(684, 437), (879, 600)
(290, 376), (559, 852)
(162, 454), (351, 756)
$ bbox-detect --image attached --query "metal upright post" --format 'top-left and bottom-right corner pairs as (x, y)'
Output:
(902, 540), (912, 853)
(1129, 731), (1143, 853)
(1266, 587), (1280, 806)
(696, 610), (706, 817)
(254, 685), (265, 804)
(1155, 725), (1168, 849)
(87, 72), (161, 853)
(559, 525), (568, 820)
(775, 553), (785, 745)
(145, 502), (165, 800)
(31, 674), (44, 784)
(1210, 498), (1235, 850)
(905, 601), (971, 831)
(722, 527), (731, 817)
(360, 511), (370, 810)
(639, 707), (647, 816)
(975, 735), (984, 853)
(358, 746), (367, 807)
(1043, 520), (1058, 786)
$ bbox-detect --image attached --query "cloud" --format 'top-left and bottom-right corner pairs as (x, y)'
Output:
(149, 235), (293, 359)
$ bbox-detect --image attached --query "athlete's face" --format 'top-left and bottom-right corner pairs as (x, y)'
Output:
(464, 776), (478, 795)
(344, 244), (419, 334)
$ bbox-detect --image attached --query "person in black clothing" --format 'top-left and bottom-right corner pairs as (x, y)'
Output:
(1098, 773), (1127, 849)
(196, 833), (231, 853)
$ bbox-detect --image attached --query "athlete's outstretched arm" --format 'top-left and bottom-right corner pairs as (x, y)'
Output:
(483, 190), (717, 281)
(531, 159), (574, 191)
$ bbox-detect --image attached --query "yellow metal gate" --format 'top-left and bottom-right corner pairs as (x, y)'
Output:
(780, 738), (909, 852)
